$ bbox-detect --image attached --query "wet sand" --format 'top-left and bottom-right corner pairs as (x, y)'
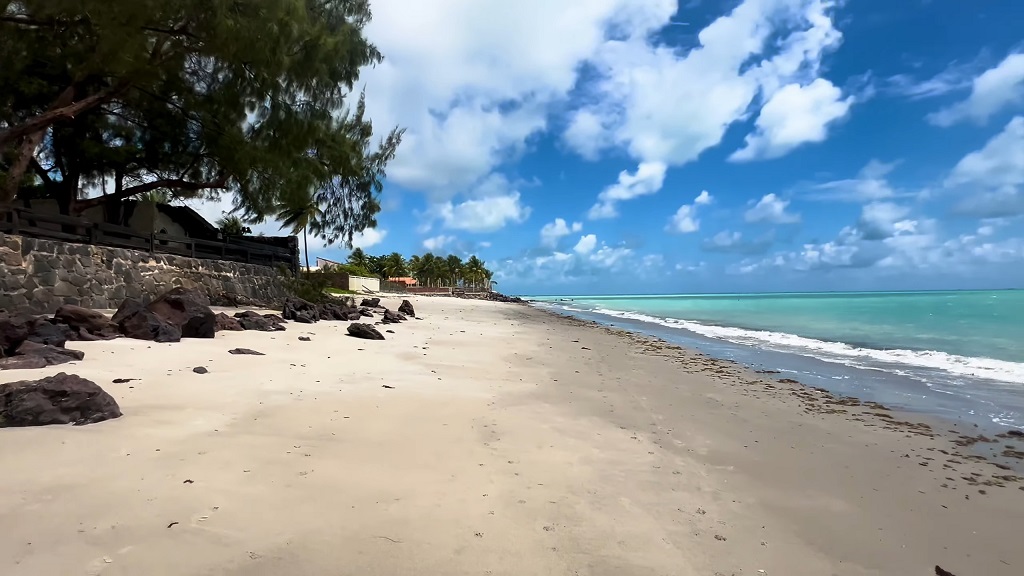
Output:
(1, 296), (1021, 575)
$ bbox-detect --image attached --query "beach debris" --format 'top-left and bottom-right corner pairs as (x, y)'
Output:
(113, 299), (182, 343)
(146, 287), (216, 338)
(382, 385), (395, 389)
(167, 521), (179, 528)
(298, 336), (311, 341)
(398, 299), (416, 317)
(347, 323), (385, 340)
(214, 312), (244, 332)
(714, 534), (727, 541)
(183, 479), (194, 484)
(112, 378), (137, 384)
(581, 346), (591, 350)
(192, 366), (208, 374)
(374, 535), (403, 543)
(386, 329), (395, 334)
(228, 348), (265, 356)
(0, 372), (122, 427)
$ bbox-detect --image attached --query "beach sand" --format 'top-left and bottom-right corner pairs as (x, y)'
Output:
(1, 296), (1022, 575)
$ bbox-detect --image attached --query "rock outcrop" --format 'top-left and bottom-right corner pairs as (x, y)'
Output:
(0, 372), (122, 427)
(146, 287), (216, 338)
(112, 298), (182, 343)
(398, 299), (416, 317)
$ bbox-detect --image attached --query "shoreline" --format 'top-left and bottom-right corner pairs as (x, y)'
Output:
(532, 298), (1024, 435)
(2, 295), (1023, 575)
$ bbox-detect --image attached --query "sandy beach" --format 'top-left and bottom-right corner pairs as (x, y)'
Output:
(1, 296), (1022, 576)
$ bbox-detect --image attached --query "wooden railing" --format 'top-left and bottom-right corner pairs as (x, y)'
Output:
(0, 208), (297, 271)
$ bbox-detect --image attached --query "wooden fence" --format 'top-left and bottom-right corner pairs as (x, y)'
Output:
(0, 207), (297, 272)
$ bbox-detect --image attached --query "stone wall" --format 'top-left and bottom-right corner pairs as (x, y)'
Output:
(0, 232), (288, 314)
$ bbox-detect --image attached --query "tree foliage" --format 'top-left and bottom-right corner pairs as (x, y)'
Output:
(346, 249), (493, 290)
(0, 0), (402, 247)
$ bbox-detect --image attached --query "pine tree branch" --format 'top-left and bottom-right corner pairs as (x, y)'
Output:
(74, 176), (229, 210)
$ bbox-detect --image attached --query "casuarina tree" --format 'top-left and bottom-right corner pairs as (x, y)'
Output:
(0, 0), (402, 246)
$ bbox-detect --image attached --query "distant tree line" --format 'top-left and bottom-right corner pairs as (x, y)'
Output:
(331, 248), (495, 291)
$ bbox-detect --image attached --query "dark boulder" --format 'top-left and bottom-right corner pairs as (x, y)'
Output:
(113, 299), (181, 343)
(214, 312), (244, 332)
(0, 341), (85, 370)
(360, 298), (381, 308)
(358, 308), (374, 318)
(0, 312), (35, 354)
(282, 297), (319, 323)
(228, 348), (265, 356)
(298, 336), (311, 342)
(398, 299), (415, 317)
(146, 288), (216, 338)
(193, 366), (209, 374)
(25, 319), (75, 348)
(347, 323), (385, 340)
(0, 372), (122, 427)
(381, 310), (405, 324)
(54, 305), (120, 340)
(233, 311), (286, 332)
(317, 303), (353, 321)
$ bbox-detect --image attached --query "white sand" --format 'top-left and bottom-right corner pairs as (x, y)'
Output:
(1, 296), (1022, 575)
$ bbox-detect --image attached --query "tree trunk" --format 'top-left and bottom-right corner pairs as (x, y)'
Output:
(303, 226), (310, 272)
(0, 130), (46, 205)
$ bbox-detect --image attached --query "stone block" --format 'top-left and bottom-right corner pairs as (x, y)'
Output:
(53, 281), (78, 297)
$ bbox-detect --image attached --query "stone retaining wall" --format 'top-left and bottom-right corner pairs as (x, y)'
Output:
(0, 232), (287, 314)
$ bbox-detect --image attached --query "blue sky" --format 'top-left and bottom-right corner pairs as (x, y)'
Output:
(199, 0), (1024, 295)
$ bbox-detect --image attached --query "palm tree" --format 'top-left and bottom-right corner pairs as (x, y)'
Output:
(277, 190), (324, 272)
(216, 214), (251, 237)
(383, 252), (408, 279)
(366, 254), (388, 279)
(445, 254), (464, 287)
(347, 247), (369, 270)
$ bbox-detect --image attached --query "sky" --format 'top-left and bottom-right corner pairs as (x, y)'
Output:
(195, 0), (1024, 296)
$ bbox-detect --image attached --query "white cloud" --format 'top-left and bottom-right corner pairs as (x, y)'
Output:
(587, 161), (667, 219)
(573, 234), (598, 255)
(433, 192), (531, 232)
(358, 0), (680, 198)
(539, 218), (583, 247)
(422, 234), (456, 251)
(744, 193), (801, 224)
(946, 116), (1024, 218)
(928, 53), (1024, 126)
(667, 190), (714, 233)
(351, 227), (387, 249)
(809, 159), (899, 201)
(730, 78), (854, 161)
(857, 202), (916, 241)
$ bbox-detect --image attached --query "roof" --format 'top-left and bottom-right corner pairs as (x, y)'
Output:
(388, 277), (418, 285)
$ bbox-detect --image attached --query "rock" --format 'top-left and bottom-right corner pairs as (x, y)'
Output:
(0, 372), (122, 427)
(398, 299), (415, 317)
(208, 292), (259, 308)
(193, 366), (208, 374)
(935, 567), (957, 576)
(298, 336), (311, 342)
(25, 319), (75, 348)
(347, 323), (385, 340)
(0, 340), (85, 371)
(233, 311), (286, 332)
(113, 299), (181, 343)
(358, 308), (374, 318)
(385, 329), (395, 334)
(53, 305), (120, 340)
(228, 348), (265, 356)
(214, 312), (244, 332)
(317, 303), (356, 321)
(282, 297), (318, 323)
(146, 288), (216, 338)
(0, 312), (36, 354)
(381, 310), (405, 324)
(360, 298), (381, 308)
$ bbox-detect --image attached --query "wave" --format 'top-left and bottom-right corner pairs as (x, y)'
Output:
(537, 302), (1024, 386)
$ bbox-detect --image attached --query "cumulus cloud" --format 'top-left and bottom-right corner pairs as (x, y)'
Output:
(856, 202), (916, 241)
(350, 227), (387, 249)
(667, 190), (714, 233)
(568, 0), (846, 213)
(573, 234), (598, 255)
(928, 53), (1024, 126)
(744, 194), (801, 224)
(730, 78), (854, 161)
(702, 230), (774, 255)
(539, 218), (583, 247)
(433, 192), (531, 232)
(422, 234), (456, 251)
(587, 162), (667, 219)
(946, 116), (1024, 218)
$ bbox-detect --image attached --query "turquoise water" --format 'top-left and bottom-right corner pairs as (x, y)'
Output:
(531, 291), (1024, 428)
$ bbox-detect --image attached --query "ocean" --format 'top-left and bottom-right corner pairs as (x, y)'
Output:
(530, 291), (1024, 431)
